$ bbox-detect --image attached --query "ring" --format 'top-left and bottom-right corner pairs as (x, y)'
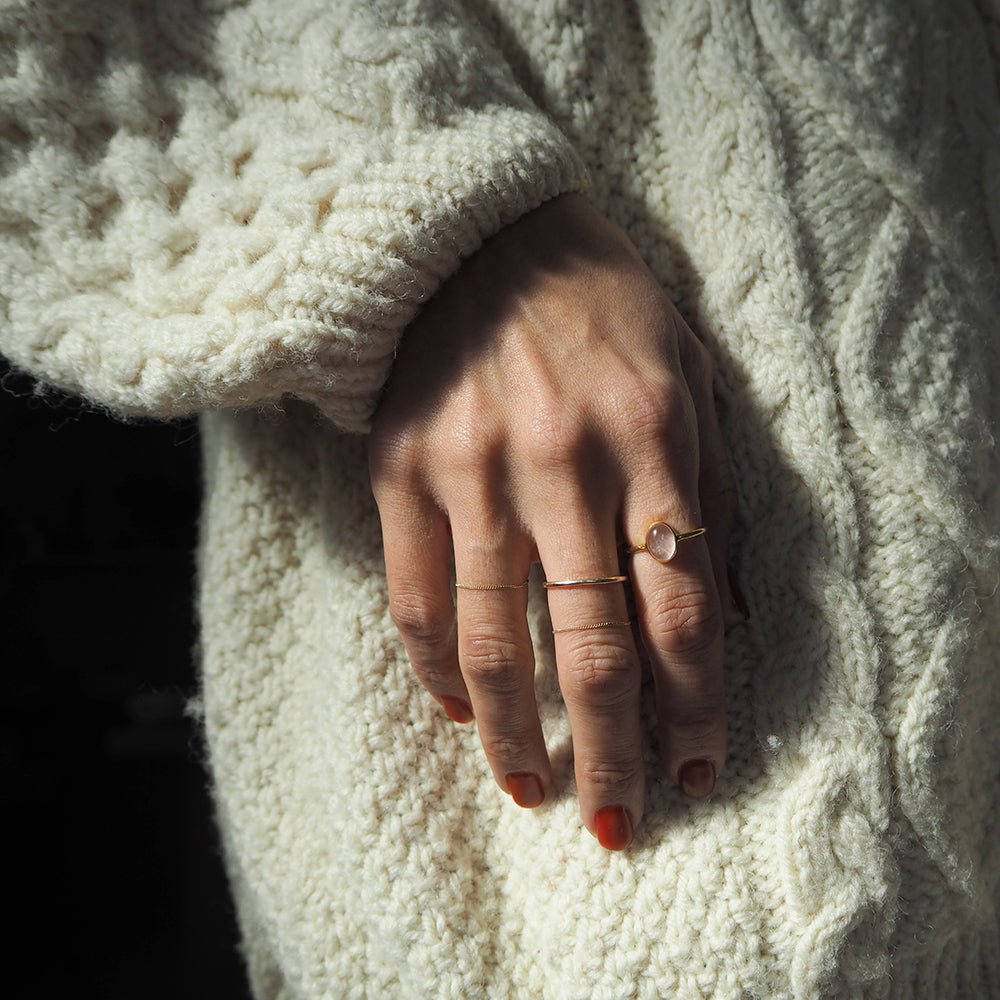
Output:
(552, 620), (632, 633)
(455, 582), (528, 591)
(627, 522), (707, 564)
(543, 575), (629, 589)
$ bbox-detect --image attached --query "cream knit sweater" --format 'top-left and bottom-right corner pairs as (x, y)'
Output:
(3, 1), (999, 997)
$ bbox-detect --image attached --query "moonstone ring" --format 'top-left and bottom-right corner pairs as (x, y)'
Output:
(627, 522), (707, 564)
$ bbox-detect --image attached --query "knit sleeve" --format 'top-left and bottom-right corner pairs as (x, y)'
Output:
(0, 0), (587, 431)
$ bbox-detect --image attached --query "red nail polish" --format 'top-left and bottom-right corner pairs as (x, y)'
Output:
(595, 806), (633, 851)
(506, 772), (544, 808)
(441, 696), (474, 724)
(678, 758), (716, 798)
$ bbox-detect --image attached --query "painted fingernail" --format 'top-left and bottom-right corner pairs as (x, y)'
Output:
(727, 564), (750, 620)
(505, 772), (544, 809)
(441, 696), (474, 724)
(678, 758), (716, 798)
(595, 806), (633, 851)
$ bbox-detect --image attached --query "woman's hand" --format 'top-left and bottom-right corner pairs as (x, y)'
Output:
(368, 194), (738, 849)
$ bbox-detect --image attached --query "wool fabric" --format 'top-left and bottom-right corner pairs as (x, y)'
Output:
(2, 1), (999, 997)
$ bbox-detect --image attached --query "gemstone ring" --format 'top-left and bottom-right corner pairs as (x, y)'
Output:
(627, 521), (707, 564)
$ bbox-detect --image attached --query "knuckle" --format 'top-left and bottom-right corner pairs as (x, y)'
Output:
(435, 417), (504, 477)
(670, 711), (726, 759)
(460, 631), (523, 695)
(660, 391), (698, 442)
(577, 755), (643, 796)
(480, 732), (535, 766)
(619, 384), (697, 455)
(389, 591), (453, 648)
(524, 404), (586, 473)
(562, 638), (639, 706)
(409, 658), (458, 693)
(617, 383), (669, 434)
(649, 592), (723, 659)
(368, 423), (424, 490)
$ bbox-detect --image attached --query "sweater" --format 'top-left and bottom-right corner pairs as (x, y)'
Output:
(2, 1), (999, 997)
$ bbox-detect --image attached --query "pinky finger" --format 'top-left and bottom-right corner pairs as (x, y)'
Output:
(678, 332), (743, 626)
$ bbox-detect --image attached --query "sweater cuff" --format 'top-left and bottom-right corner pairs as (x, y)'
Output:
(0, 0), (589, 431)
(2, 118), (586, 431)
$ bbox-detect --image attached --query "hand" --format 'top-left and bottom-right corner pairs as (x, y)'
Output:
(368, 194), (738, 849)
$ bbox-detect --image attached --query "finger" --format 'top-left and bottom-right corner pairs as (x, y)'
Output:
(374, 484), (470, 723)
(676, 316), (744, 626)
(451, 511), (549, 808)
(623, 386), (727, 800)
(537, 510), (644, 850)
(631, 525), (726, 796)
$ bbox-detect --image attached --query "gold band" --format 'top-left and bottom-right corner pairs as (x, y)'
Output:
(543, 575), (629, 589)
(455, 582), (528, 591)
(553, 620), (633, 633)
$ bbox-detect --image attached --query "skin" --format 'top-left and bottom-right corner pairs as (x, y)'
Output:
(368, 193), (738, 849)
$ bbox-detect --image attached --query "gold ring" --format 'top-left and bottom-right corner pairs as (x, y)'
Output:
(455, 582), (528, 591)
(552, 620), (633, 634)
(543, 575), (629, 589)
(627, 522), (706, 564)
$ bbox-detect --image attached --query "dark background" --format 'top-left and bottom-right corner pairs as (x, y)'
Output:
(2, 361), (248, 996)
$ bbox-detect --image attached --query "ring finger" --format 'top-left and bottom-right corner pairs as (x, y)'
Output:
(626, 499), (726, 798)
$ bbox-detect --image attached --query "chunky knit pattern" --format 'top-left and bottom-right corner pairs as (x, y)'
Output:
(3, 1), (999, 998)
(0, 0), (585, 429)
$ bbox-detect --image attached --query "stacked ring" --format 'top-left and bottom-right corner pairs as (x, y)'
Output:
(552, 620), (633, 634)
(543, 575), (628, 589)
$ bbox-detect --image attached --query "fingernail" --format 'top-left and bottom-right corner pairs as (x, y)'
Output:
(505, 772), (544, 808)
(595, 806), (633, 851)
(727, 564), (750, 620)
(441, 696), (474, 724)
(678, 758), (716, 798)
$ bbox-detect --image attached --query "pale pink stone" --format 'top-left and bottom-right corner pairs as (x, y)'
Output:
(646, 522), (677, 563)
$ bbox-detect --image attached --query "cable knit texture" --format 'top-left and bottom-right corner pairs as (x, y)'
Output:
(3, 1), (1000, 998)
(0, 0), (586, 429)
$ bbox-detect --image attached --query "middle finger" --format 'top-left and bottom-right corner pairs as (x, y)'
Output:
(537, 511), (644, 851)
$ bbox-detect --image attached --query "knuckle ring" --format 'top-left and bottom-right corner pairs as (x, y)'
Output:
(543, 575), (629, 589)
(455, 581), (528, 591)
(627, 521), (707, 564)
(552, 619), (633, 634)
